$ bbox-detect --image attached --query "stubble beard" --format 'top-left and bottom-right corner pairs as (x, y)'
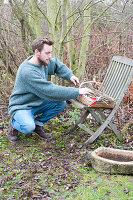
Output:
(38, 58), (49, 66)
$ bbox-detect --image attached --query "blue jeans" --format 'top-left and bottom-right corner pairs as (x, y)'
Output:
(11, 100), (66, 134)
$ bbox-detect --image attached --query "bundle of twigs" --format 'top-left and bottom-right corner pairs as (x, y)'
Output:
(80, 81), (117, 104)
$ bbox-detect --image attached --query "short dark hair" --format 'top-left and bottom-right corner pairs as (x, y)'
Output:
(32, 36), (54, 52)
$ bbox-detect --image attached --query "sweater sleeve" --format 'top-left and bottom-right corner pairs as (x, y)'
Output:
(23, 69), (79, 101)
(48, 57), (73, 80)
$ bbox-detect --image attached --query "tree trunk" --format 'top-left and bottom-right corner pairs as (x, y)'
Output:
(77, 1), (91, 81)
(67, 1), (75, 72)
(46, 0), (60, 57)
(9, 0), (34, 54)
(29, 0), (42, 37)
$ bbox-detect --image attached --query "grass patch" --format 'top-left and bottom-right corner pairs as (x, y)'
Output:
(66, 168), (133, 200)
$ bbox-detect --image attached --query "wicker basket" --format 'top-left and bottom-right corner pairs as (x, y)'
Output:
(77, 95), (115, 108)
(77, 81), (116, 108)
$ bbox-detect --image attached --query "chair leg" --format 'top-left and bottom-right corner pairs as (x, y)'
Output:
(88, 108), (102, 123)
(97, 110), (123, 141)
(109, 122), (123, 141)
(67, 109), (90, 134)
(96, 109), (123, 141)
(83, 106), (122, 144)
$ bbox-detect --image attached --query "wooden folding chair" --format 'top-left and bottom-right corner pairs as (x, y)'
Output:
(68, 56), (133, 145)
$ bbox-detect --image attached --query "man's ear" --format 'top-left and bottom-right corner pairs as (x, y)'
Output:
(34, 49), (40, 57)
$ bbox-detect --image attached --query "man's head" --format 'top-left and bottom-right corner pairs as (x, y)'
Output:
(32, 37), (54, 66)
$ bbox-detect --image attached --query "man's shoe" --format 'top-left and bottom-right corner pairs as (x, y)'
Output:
(8, 122), (18, 142)
(34, 125), (52, 139)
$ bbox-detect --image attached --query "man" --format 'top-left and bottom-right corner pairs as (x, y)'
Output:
(8, 36), (92, 142)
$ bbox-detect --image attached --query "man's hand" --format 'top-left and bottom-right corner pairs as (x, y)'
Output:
(70, 75), (79, 86)
(79, 87), (94, 95)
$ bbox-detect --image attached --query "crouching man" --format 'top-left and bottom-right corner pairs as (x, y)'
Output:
(8, 36), (92, 142)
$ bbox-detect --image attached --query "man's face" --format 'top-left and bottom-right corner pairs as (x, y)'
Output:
(38, 44), (52, 66)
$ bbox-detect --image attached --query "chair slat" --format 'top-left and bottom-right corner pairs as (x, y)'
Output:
(100, 60), (117, 93)
(115, 65), (132, 98)
(100, 57), (133, 100)
(113, 56), (133, 66)
(105, 61), (122, 97)
(110, 63), (128, 98)
(110, 63), (125, 98)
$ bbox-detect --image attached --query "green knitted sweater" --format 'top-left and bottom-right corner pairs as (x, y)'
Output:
(8, 56), (79, 117)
